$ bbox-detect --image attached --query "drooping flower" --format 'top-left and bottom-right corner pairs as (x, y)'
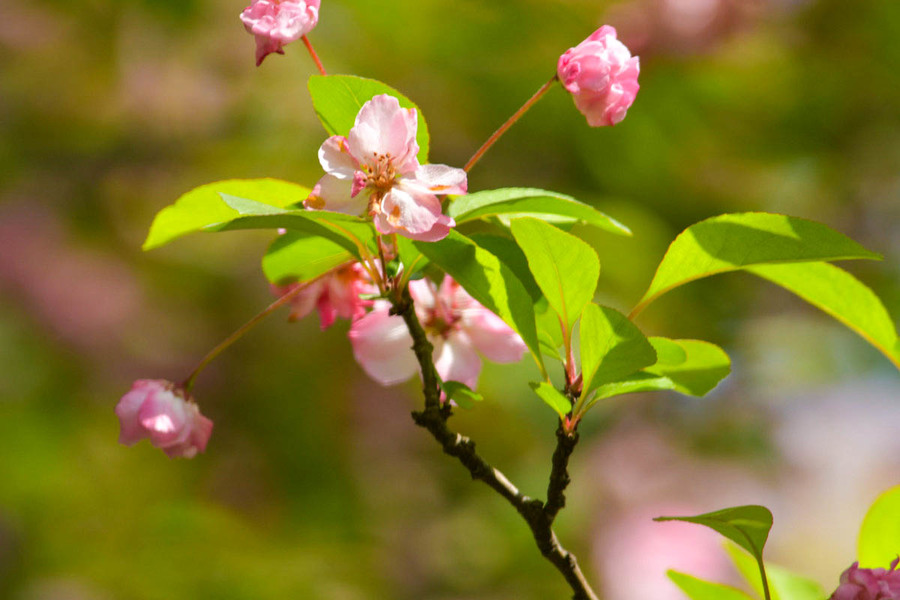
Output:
(305, 94), (466, 242)
(115, 380), (213, 459)
(272, 262), (376, 329)
(557, 25), (640, 127)
(240, 0), (320, 67)
(349, 276), (526, 388)
(829, 559), (900, 600)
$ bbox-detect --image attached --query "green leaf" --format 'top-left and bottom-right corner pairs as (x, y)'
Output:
(588, 372), (677, 404)
(657, 505), (774, 600)
(448, 188), (631, 236)
(441, 381), (484, 410)
(650, 336), (688, 366)
(726, 544), (825, 600)
(262, 232), (354, 284)
(143, 179), (310, 250)
(668, 571), (756, 600)
(510, 217), (600, 336)
(645, 339), (731, 397)
(529, 382), (572, 418)
(308, 74), (429, 162)
(632, 213), (881, 317)
(414, 230), (544, 373)
(535, 298), (566, 362)
(747, 262), (900, 371)
(858, 485), (900, 568)
(579, 304), (657, 397)
(467, 233), (543, 301)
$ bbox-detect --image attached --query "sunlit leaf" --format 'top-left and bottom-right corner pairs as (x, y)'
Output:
(748, 262), (900, 370)
(468, 233), (542, 301)
(632, 213), (881, 317)
(858, 484), (900, 568)
(529, 382), (571, 418)
(262, 232), (354, 284)
(441, 381), (484, 410)
(448, 188), (630, 236)
(308, 74), (430, 162)
(579, 303), (656, 397)
(143, 178), (310, 250)
(668, 571), (756, 600)
(726, 544), (825, 600)
(414, 231), (543, 373)
(644, 339), (731, 397)
(510, 217), (599, 336)
(650, 336), (688, 366)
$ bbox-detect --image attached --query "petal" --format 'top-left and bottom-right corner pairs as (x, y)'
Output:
(411, 164), (468, 196)
(377, 186), (442, 235)
(462, 307), (527, 363)
(138, 390), (190, 448)
(115, 380), (159, 445)
(434, 333), (482, 390)
(348, 95), (419, 167)
(318, 136), (358, 179)
(378, 211), (453, 242)
(305, 174), (366, 215)
(408, 279), (437, 312)
(349, 302), (418, 385)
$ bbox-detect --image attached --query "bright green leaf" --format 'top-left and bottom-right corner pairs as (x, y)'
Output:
(858, 485), (900, 568)
(535, 298), (566, 362)
(448, 188), (631, 236)
(632, 213), (881, 317)
(726, 544), (825, 600)
(657, 505), (774, 600)
(645, 339), (731, 397)
(579, 304), (657, 397)
(748, 262), (900, 371)
(262, 232), (354, 284)
(650, 336), (688, 366)
(414, 231), (543, 373)
(441, 381), (484, 410)
(510, 217), (600, 335)
(468, 233), (543, 301)
(588, 372), (677, 404)
(668, 571), (756, 600)
(143, 179), (310, 250)
(308, 74), (429, 162)
(529, 382), (572, 418)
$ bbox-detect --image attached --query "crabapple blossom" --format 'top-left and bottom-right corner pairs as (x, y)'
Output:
(272, 262), (375, 329)
(349, 276), (526, 389)
(240, 0), (320, 67)
(305, 94), (466, 242)
(115, 379), (213, 459)
(557, 25), (640, 127)
(829, 559), (900, 600)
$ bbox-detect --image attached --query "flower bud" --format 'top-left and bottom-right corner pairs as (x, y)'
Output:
(557, 25), (640, 127)
(829, 559), (900, 600)
(240, 0), (320, 67)
(115, 380), (213, 459)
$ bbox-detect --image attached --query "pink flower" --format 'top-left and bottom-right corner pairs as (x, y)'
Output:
(115, 380), (213, 459)
(305, 94), (466, 242)
(557, 25), (640, 127)
(829, 559), (900, 600)
(349, 276), (526, 388)
(240, 0), (320, 67)
(272, 262), (375, 329)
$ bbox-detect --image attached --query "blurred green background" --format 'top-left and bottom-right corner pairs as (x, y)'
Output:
(1, 0), (899, 598)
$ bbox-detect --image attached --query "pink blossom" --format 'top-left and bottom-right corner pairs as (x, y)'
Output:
(272, 262), (375, 329)
(115, 380), (213, 459)
(829, 559), (900, 600)
(349, 276), (526, 388)
(240, 0), (320, 67)
(557, 25), (640, 127)
(305, 94), (466, 242)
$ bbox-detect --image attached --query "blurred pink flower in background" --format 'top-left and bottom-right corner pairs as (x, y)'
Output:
(349, 276), (526, 388)
(557, 25), (640, 127)
(305, 94), (465, 242)
(829, 559), (900, 600)
(272, 262), (375, 329)
(240, 0), (320, 66)
(116, 380), (213, 459)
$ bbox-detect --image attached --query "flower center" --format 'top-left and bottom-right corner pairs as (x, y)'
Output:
(366, 152), (397, 195)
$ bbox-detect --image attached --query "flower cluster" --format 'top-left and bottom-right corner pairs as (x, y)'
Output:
(829, 559), (900, 600)
(306, 94), (466, 242)
(350, 276), (527, 389)
(272, 262), (375, 329)
(115, 380), (213, 459)
(557, 25), (640, 127)
(240, 0), (320, 66)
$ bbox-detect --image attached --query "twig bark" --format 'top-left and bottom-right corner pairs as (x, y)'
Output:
(391, 292), (599, 600)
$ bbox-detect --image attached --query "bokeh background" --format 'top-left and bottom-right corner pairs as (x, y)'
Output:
(1, 0), (899, 598)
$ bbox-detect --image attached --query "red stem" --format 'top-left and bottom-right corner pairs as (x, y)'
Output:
(302, 35), (327, 76)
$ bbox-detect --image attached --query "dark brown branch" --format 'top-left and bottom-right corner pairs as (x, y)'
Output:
(391, 292), (598, 600)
